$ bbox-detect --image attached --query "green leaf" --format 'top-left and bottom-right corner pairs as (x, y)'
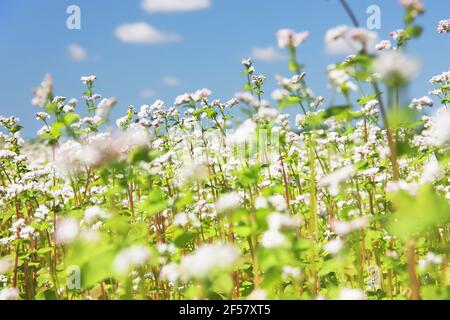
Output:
(387, 107), (419, 130)
(235, 165), (260, 188)
(357, 93), (382, 107)
(288, 60), (299, 72)
(243, 83), (253, 91)
(62, 113), (80, 126)
(80, 247), (116, 288)
(129, 147), (160, 164)
(174, 230), (195, 248)
(323, 105), (353, 121)
(143, 188), (168, 217)
(127, 222), (148, 243)
(37, 247), (53, 255)
(277, 95), (302, 109)
(45, 102), (58, 114)
(10, 124), (23, 134)
(41, 122), (64, 140)
(388, 185), (450, 239)
(405, 25), (423, 38)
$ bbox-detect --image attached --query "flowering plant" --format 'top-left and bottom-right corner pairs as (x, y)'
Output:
(0, 0), (449, 301)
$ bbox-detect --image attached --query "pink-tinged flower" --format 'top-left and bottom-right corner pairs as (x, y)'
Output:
(277, 29), (310, 48)
(409, 96), (433, 111)
(31, 73), (53, 108)
(376, 40), (393, 51)
(325, 26), (377, 54)
(324, 238), (344, 255)
(389, 29), (404, 41)
(437, 19), (450, 34)
(399, 0), (425, 14)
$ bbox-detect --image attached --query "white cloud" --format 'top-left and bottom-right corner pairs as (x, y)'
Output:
(68, 43), (88, 62)
(250, 47), (286, 62)
(115, 22), (180, 44)
(140, 89), (157, 98)
(142, 0), (210, 13)
(161, 76), (181, 87)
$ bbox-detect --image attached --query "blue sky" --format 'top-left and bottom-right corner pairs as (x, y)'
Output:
(0, 0), (449, 136)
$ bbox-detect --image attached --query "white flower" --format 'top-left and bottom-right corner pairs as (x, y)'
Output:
(420, 156), (441, 184)
(174, 93), (192, 106)
(282, 265), (302, 280)
(116, 125), (151, 150)
(267, 212), (300, 230)
(84, 206), (111, 224)
(95, 97), (117, 119)
(55, 217), (80, 245)
(376, 40), (392, 51)
(255, 197), (269, 209)
(116, 116), (130, 129)
(268, 195), (287, 212)
(373, 51), (420, 83)
(241, 58), (252, 67)
(35, 112), (50, 121)
(173, 213), (189, 226)
(324, 238), (344, 254)
(160, 263), (180, 283)
(409, 96), (433, 111)
(63, 104), (74, 113)
(80, 75), (96, 85)
(429, 108), (450, 146)
(257, 106), (279, 120)
(399, 0), (425, 12)
(248, 289), (267, 300)
(277, 29), (309, 48)
(327, 66), (357, 93)
(418, 252), (443, 270)
(192, 88), (212, 101)
(138, 104), (151, 118)
(0, 150), (17, 160)
(114, 245), (151, 275)
(430, 71), (450, 84)
(261, 229), (286, 248)
(177, 160), (209, 186)
(385, 180), (419, 196)
(271, 89), (289, 101)
(0, 256), (12, 274)
(325, 26), (377, 54)
(0, 287), (19, 300)
(437, 19), (450, 33)
(20, 225), (36, 240)
(326, 25), (349, 43)
(215, 192), (241, 214)
(31, 73), (53, 108)
(157, 243), (176, 255)
(334, 217), (368, 236)
(338, 288), (366, 300)
(178, 244), (239, 280)
(318, 165), (355, 196)
(362, 99), (379, 116)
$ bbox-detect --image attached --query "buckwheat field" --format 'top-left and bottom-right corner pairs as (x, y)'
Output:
(0, 0), (449, 301)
